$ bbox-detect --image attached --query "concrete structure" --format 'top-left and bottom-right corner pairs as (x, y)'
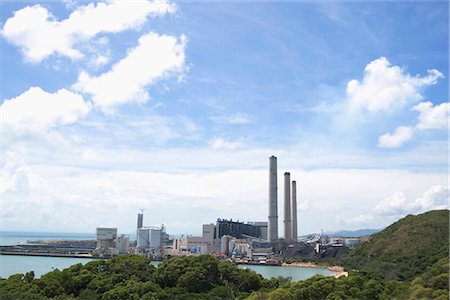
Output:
(291, 180), (298, 241)
(149, 228), (162, 248)
(96, 227), (117, 249)
(137, 228), (150, 248)
(284, 172), (292, 241)
(268, 156), (278, 241)
(137, 212), (143, 229)
(136, 211), (144, 242)
(137, 227), (164, 249)
(116, 234), (130, 254)
(248, 221), (268, 240)
(221, 235), (232, 255)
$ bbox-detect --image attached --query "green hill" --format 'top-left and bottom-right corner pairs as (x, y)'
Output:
(409, 257), (449, 299)
(339, 209), (449, 281)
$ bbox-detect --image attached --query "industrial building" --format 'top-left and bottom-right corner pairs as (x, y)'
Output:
(137, 227), (166, 249)
(116, 234), (130, 254)
(95, 227), (118, 256)
(173, 219), (267, 255)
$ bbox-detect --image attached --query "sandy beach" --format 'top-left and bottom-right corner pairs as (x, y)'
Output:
(282, 262), (348, 278)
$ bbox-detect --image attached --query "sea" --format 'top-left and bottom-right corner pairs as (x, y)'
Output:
(0, 231), (335, 281)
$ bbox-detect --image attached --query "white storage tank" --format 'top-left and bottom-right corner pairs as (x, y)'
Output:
(116, 234), (130, 254)
(137, 228), (150, 248)
(149, 229), (162, 248)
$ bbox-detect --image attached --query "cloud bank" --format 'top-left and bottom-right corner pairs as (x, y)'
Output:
(1, 0), (176, 62)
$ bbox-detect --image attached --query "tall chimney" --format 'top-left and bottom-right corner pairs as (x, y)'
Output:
(284, 172), (292, 241)
(291, 180), (298, 242)
(268, 156), (278, 242)
(137, 211), (143, 241)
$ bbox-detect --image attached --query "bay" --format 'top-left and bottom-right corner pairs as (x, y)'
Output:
(0, 231), (336, 281)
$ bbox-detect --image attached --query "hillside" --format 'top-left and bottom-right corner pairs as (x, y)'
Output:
(339, 209), (449, 281)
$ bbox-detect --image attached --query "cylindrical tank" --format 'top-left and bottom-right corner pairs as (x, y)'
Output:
(137, 228), (150, 248)
(221, 235), (231, 255)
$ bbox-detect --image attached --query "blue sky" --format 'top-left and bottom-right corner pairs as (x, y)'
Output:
(1, 0), (448, 236)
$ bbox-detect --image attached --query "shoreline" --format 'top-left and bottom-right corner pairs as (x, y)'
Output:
(0, 252), (101, 259)
(282, 262), (348, 278)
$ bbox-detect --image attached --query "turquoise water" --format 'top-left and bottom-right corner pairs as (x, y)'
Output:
(0, 255), (334, 281)
(0, 231), (96, 246)
(237, 264), (335, 281)
(0, 255), (96, 278)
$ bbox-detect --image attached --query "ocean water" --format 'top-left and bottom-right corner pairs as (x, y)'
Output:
(0, 231), (96, 246)
(238, 264), (335, 281)
(0, 232), (335, 281)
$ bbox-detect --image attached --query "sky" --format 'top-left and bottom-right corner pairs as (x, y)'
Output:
(1, 0), (448, 236)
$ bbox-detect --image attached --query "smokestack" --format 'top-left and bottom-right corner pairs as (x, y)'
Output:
(291, 180), (298, 241)
(268, 156), (278, 242)
(137, 211), (143, 241)
(284, 172), (292, 241)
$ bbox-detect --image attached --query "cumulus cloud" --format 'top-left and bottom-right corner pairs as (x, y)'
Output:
(414, 185), (449, 212)
(376, 185), (449, 216)
(1, 0), (176, 62)
(73, 32), (186, 111)
(342, 185), (448, 227)
(373, 192), (410, 216)
(347, 57), (443, 112)
(1, 87), (91, 131)
(377, 101), (448, 148)
(413, 101), (449, 130)
(210, 138), (241, 150)
(378, 126), (414, 148)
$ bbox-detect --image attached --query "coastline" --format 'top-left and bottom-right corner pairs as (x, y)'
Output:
(282, 262), (348, 278)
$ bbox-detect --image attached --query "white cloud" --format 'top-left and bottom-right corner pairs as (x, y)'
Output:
(1, 0), (176, 62)
(73, 32), (186, 111)
(341, 185), (448, 227)
(352, 185), (449, 224)
(373, 192), (410, 216)
(210, 138), (241, 150)
(1, 87), (91, 132)
(211, 113), (255, 125)
(378, 126), (414, 148)
(413, 101), (449, 130)
(415, 185), (449, 212)
(346, 57), (443, 112)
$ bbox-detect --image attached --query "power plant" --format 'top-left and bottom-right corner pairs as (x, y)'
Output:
(3, 155), (358, 262)
(269, 156), (298, 242)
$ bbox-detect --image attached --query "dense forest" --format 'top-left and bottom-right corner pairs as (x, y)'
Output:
(0, 210), (448, 299)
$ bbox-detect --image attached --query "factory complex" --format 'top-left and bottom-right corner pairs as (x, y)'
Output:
(90, 156), (367, 263)
(0, 156), (368, 261)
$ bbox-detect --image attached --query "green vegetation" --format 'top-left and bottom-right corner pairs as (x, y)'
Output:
(0, 254), (412, 300)
(0, 210), (448, 299)
(409, 257), (449, 300)
(338, 210), (449, 281)
(0, 255), (270, 299)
